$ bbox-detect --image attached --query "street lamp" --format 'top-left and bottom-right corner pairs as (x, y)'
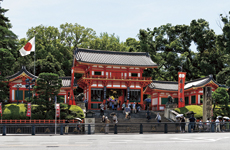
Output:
(15, 83), (22, 105)
(25, 78), (35, 102)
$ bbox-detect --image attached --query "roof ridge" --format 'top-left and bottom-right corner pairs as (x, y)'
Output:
(185, 75), (211, 84)
(76, 48), (149, 56)
(152, 80), (178, 84)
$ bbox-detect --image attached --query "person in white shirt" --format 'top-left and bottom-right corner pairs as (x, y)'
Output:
(155, 113), (161, 122)
(132, 102), (136, 114)
(215, 118), (220, 132)
(206, 118), (211, 131)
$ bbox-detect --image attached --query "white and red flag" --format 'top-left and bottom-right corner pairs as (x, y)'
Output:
(26, 103), (31, 117)
(19, 37), (35, 56)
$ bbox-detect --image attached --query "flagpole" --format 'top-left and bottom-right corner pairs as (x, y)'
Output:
(34, 35), (36, 76)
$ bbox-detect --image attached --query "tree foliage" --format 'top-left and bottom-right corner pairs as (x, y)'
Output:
(33, 73), (62, 119)
(0, 6), (17, 76)
(212, 87), (230, 117)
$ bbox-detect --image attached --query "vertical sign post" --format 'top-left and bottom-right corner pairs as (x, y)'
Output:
(178, 72), (186, 108)
(0, 103), (2, 123)
(55, 96), (57, 135)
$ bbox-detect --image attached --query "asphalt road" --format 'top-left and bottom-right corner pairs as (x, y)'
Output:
(0, 133), (229, 150)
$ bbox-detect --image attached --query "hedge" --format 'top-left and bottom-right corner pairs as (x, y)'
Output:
(174, 105), (203, 119)
(2, 103), (84, 120)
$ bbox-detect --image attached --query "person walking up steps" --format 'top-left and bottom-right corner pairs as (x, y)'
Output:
(155, 113), (161, 122)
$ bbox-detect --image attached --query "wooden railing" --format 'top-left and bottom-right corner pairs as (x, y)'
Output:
(80, 75), (152, 81)
(0, 119), (83, 124)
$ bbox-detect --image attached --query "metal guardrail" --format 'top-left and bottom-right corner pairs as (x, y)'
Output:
(0, 122), (229, 135)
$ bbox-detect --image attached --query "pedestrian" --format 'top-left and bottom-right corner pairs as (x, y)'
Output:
(175, 117), (181, 132)
(100, 102), (104, 116)
(132, 102), (136, 113)
(189, 115), (196, 132)
(206, 118), (211, 131)
(84, 99), (88, 110)
(125, 105), (131, 119)
(122, 102), (126, 113)
(181, 116), (185, 133)
(155, 113), (161, 122)
(113, 114), (118, 123)
(101, 115), (106, 123)
(129, 103), (133, 113)
(65, 119), (69, 134)
(114, 100), (118, 110)
(105, 116), (110, 134)
(109, 100), (112, 110)
(215, 118), (220, 132)
(146, 109), (151, 121)
(198, 119), (203, 132)
(76, 119), (81, 133)
(221, 119), (226, 132)
(136, 102), (141, 112)
(105, 100), (108, 110)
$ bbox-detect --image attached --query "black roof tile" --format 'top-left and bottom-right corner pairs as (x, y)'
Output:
(149, 75), (219, 91)
(74, 48), (157, 67)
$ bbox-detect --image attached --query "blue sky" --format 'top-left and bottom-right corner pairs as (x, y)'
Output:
(2, 0), (230, 51)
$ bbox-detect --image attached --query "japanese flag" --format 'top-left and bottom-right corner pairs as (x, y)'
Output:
(19, 36), (35, 56)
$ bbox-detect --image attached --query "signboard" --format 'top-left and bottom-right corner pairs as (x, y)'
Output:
(178, 72), (186, 108)
(26, 103), (31, 117)
(56, 103), (60, 117)
(127, 87), (130, 100)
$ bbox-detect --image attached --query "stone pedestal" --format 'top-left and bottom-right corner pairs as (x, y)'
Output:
(203, 86), (212, 122)
(164, 103), (178, 118)
(84, 118), (95, 134)
(84, 111), (95, 134)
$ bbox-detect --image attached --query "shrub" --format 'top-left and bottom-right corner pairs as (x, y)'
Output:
(174, 105), (203, 118)
(2, 104), (27, 119)
(2, 103), (84, 120)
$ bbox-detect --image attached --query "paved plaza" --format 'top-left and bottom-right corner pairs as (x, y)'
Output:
(0, 133), (229, 150)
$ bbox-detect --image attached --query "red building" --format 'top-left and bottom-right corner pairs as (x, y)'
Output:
(6, 66), (77, 103)
(5, 48), (220, 111)
(144, 75), (219, 111)
(69, 48), (158, 109)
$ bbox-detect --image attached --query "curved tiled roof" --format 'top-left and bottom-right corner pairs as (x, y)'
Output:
(6, 66), (77, 88)
(74, 48), (157, 67)
(6, 66), (38, 80)
(149, 75), (219, 91)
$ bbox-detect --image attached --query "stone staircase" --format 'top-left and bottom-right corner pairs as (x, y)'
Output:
(90, 110), (172, 133)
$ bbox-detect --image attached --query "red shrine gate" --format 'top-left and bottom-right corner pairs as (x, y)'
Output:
(69, 48), (158, 109)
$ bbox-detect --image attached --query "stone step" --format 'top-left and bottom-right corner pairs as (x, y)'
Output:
(90, 110), (170, 123)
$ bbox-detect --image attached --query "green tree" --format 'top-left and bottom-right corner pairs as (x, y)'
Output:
(82, 32), (128, 52)
(190, 19), (223, 79)
(0, 74), (9, 103)
(125, 38), (140, 52)
(60, 23), (96, 50)
(25, 25), (73, 76)
(36, 52), (65, 76)
(33, 73), (62, 119)
(216, 12), (230, 85)
(0, 5), (18, 76)
(212, 87), (230, 117)
(138, 24), (191, 81)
